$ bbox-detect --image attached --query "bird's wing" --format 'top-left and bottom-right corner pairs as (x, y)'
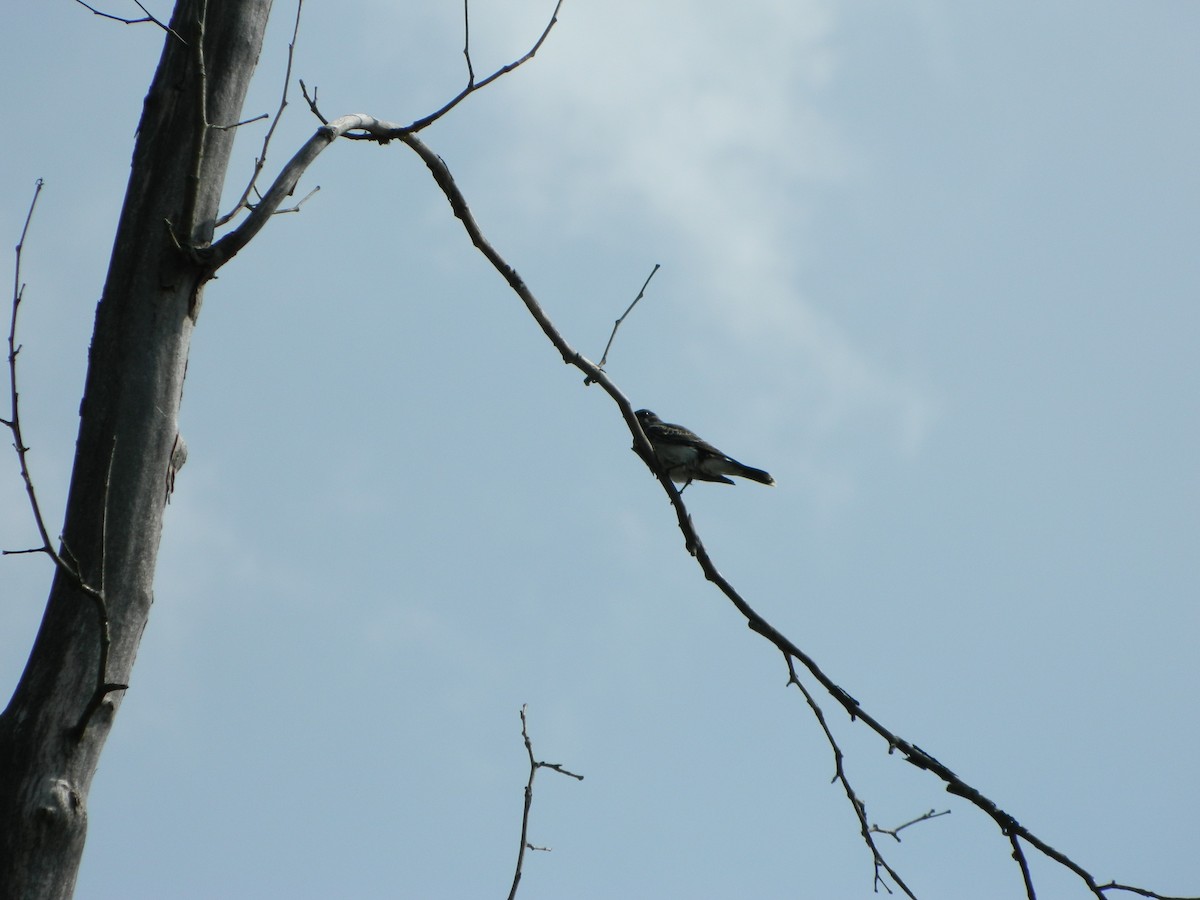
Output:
(654, 421), (728, 458)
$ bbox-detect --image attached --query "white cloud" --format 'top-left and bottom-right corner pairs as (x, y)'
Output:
(488, 0), (937, 460)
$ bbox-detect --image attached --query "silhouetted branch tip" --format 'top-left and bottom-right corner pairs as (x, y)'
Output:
(586, 262), (660, 385)
(870, 809), (951, 842)
(73, 0), (186, 41)
(411, 143), (1192, 895)
(298, 80), (328, 124)
(211, 112), (270, 132)
(217, 0), (306, 227)
(462, 0), (476, 85)
(405, 0), (566, 133)
(1096, 883), (1200, 900)
(538, 761), (584, 781)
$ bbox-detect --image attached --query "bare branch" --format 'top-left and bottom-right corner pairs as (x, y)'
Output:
(1099, 884), (1200, 900)
(3, 180), (125, 739)
(276, 185), (320, 214)
(298, 80), (326, 124)
(395, 132), (1199, 900)
(4, 179), (57, 558)
(407, 0), (563, 132)
(786, 656), (917, 898)
(539, 761), (583, 780)
(94, 6), (1187, 893)
(295, 0), (563, 135)
(202, 114), (388, 272)
(204, 3), (564, 275)
(1009, 833), (1038, 900)
(869, 808), (951, 842)
(587, 263), (660, 381)
(210, 112), (270, 132)
(216, 0), (306, 227)
(73, 0), (186, 42)
(508, 705), (582, 900)
(461, 0), (476, 85)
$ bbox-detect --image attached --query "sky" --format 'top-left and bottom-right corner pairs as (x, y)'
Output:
(2, 1), (1198, 898)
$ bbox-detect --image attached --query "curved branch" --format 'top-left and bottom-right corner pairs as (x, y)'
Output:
(132, 7), (1191, 891)
(202, 113), (377, 271)
(396, 132), (698, 530)
(199, 0), (565, 276)
(393, 132), (1200, 900)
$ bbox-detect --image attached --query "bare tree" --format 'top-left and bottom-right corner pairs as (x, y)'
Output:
(0, 1), (563, 895)
(2, 2), (1195, 900)
(0, 2), (271, 896)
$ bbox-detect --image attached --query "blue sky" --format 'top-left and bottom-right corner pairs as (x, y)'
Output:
(2, 1), (1197, 898)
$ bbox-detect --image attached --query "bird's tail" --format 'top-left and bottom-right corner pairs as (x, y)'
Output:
(732, 463), (775, 486)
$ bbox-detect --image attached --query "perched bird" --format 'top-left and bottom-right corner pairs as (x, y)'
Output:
(634, 409), (775, 488)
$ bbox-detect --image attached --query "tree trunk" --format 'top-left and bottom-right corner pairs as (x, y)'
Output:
(0, 2), (272, 896)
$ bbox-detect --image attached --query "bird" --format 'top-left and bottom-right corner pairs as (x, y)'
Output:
(634, 409), (775, 488)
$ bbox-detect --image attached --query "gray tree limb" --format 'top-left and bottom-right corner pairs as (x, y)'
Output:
(0, 2), (272, 897)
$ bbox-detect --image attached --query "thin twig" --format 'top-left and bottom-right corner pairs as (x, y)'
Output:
(3, 180), (124, 739)
(1010, 833), (1038, 900)
(869, 808), (951, 842)
(204, 0), (565, 275)
(275, 185), (320, 214)
(462, 0), (476, 85)
(585, 263), (659, 384)
(1098, 884), (1200, 900)
(298, 81), (326, 124)
(210, 113), (270, 133)
(787, 656), (916, 898)
(72, 0), (186, 42)
(216, 0), (306, 227)
(301, 0), (564, 135)
(508, 705), (583, 900)
(408, 0), (563, 132)
(2, 179), (57, 558)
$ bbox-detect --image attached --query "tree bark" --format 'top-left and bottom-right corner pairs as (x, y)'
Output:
(0, 2), (272, 896)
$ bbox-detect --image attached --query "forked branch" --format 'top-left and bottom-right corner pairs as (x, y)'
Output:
(188, 0), (563, 281)
(508, 705), (583, 900)
(72, 0), (185, 41)
(410, 0), (565, 133)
